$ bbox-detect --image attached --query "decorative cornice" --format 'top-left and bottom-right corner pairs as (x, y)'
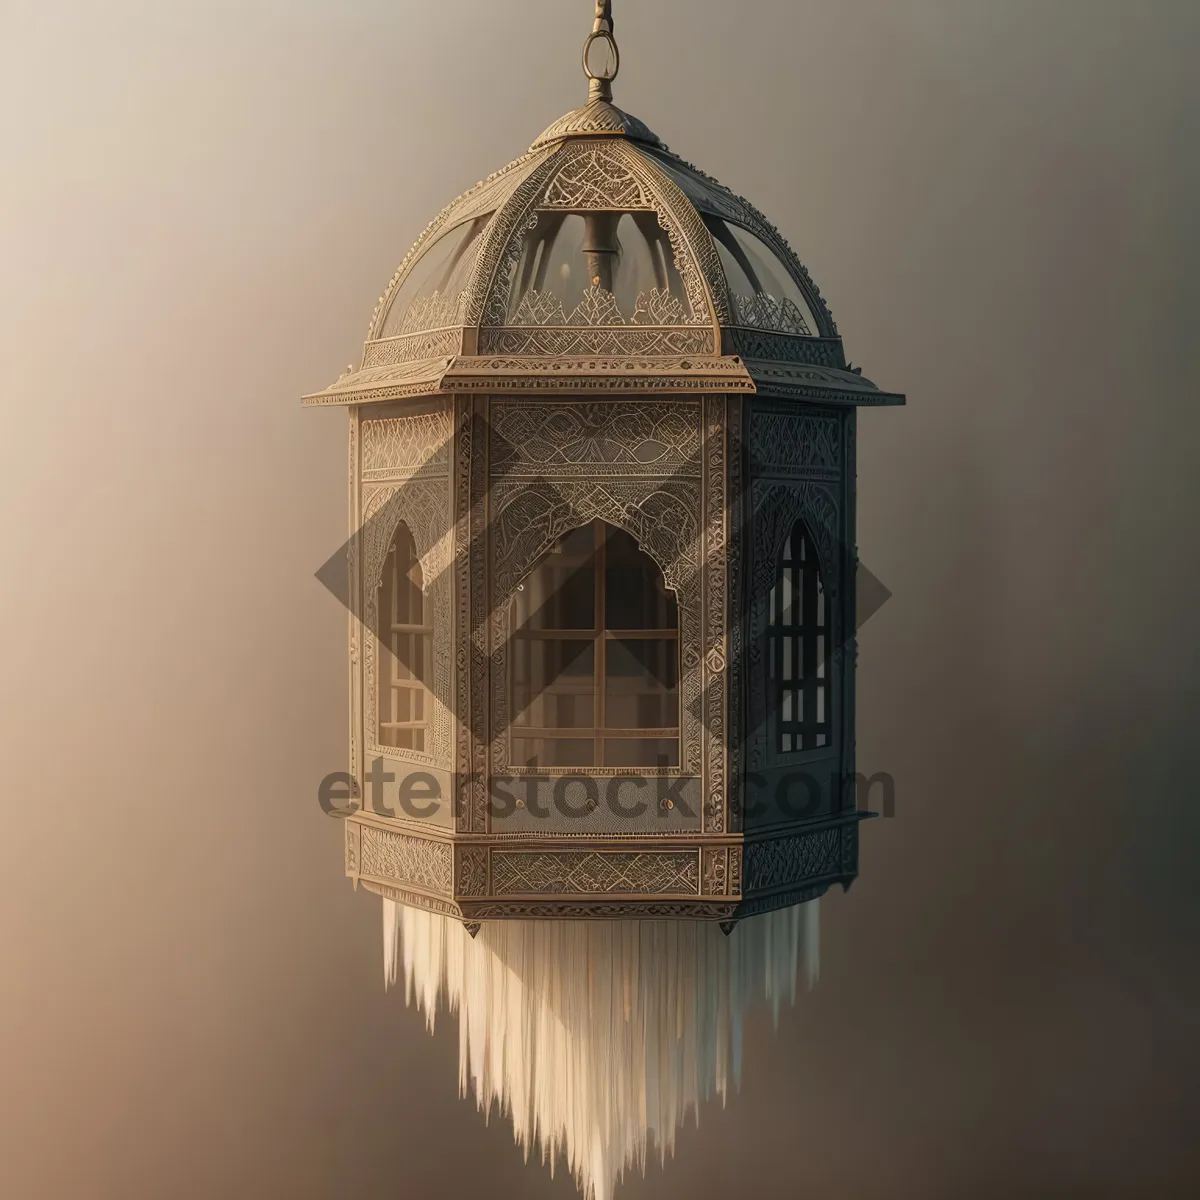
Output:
(302, 352), (905, 406)
(301, 357), (453, 407)
(746, 360), (906, 406)
(441, 354), (755, 394)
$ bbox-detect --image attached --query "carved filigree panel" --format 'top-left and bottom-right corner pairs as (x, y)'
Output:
(489, 400), (702, 478)
(465, 400), (491, 833)
(509, 283), (692, 329)
(742, 827), (842, 893)
(344, 820), (360, 876)
(749, 410), (841, 480)
(542, 146), (651, 209)
(730, 293), (813, 336)
(490, 850), (700, 896)
(359, 827), (453, 895)
(730, 329), (843, 368)
(701, 846), (729, 896)
(362, 328), (461, 368)
(452, 396), (475, 831)
(491, 477), (701, 599)
(702, 395), (727, 833)
(455, 845), (489, 897)
(361, 409), (451, 481)
(726, 396), (745, 833)
(478, 326), (714, 357)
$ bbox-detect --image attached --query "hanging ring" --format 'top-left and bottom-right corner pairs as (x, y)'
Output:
(582, 29), (620, 82)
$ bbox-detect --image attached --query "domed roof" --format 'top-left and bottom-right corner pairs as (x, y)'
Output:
(304, 6), (903, 408)
(364, 113), (837, 352)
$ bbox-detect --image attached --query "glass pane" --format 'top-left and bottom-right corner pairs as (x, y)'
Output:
(611, 213), (688, 320)
(508, 212), (691, 324)
(604, 527), (677, 629)
(378, 522), (430, 752)
(782, 572), (796, 625)
(603, 738), (679, 768)
(512, 640), (594, 728)
(513, 524), (595, 630)
(605, 639), (678, 729)
(379, 214), (491, 337)
(511, 738), (595, 768)
(702, 214), (819, 335)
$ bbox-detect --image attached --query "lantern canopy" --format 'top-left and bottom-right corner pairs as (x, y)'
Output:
(306, 0), (904, 932)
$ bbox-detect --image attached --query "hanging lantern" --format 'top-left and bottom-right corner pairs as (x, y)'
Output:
(306, 3), (903, 1195)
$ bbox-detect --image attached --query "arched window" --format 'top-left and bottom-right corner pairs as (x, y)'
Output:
(509, 520), (679, 769)
(378, 521), (431, 752)
(768, 521), (831, 753)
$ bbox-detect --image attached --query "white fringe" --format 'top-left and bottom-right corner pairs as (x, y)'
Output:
(383, 902), (819, 1200)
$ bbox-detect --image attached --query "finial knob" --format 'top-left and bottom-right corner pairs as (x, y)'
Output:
(583, 0), (619, 103)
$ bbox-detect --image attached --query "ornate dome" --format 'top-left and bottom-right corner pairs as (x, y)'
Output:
(304, 6), (902, 408)
(366, 108), (837, 351)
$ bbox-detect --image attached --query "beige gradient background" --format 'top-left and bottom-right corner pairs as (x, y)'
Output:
(2, 1), (1198, 1196)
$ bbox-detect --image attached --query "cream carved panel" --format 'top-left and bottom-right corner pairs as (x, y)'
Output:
(542, 145), (652, 209)
(489, 400), (702, 478)
(490, 849), (700, 896)
(477, 326), (714, 358)
(361, 328), (461, 369)
(702, 395), (728, 833)
(361, 410), (451, 480)
(455, 845), (489, 897)
(359, 826), (453, 896)
(701, 846), (729, 896)
(452, 397), (492, 833)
